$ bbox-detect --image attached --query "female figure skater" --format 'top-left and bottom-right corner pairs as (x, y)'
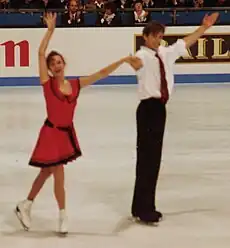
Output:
(15, 12), (139, 235)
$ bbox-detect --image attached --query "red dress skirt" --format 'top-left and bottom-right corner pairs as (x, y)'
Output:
(29, 77), (82, 168)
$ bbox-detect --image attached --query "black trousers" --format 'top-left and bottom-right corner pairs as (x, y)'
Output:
(131, 98), (166, 217)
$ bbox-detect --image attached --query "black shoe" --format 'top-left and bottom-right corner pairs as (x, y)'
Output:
(132, 212), (160, 225)
(132, 210), (163, 219)
(154, 210), (163, 221)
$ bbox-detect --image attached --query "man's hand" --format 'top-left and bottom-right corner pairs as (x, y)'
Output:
(183, 12), (219, 49)
(202, 12), (219, 29)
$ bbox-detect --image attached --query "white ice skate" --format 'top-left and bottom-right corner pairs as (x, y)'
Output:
(58, 209), (68, 236)
(15, 200), (32, 231)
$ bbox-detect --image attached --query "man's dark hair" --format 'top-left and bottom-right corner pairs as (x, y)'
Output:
(142, 21), (165, 37)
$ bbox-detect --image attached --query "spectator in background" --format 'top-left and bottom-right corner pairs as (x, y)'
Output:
(0, 0), (9, 8)
(61, 0), (84, 27)
(85, 0), (106, 19)
(193, 0), (204, 7)
(142, 0), (155, 8)
(132, 0), (150, 24)
(166, 0), (185, 7)
(96, 2), (121, 26)
(94, 0), (105, 9)
(114, 0), (132, 9)
(59, 0), (68, 9)
(96, 0), (107, 19)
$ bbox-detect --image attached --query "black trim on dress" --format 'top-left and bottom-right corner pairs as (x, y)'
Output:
(29, 119), (82, 168)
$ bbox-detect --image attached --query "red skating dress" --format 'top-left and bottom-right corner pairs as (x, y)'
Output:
(29, 77), (82, 168)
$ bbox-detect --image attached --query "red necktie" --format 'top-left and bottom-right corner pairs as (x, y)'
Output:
(155, 53), (169, 104)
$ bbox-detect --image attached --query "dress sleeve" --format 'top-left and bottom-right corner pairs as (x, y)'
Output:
(42, 77), (51, 88)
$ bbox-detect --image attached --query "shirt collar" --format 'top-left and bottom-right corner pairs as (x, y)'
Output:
(141, 46), (158, 55)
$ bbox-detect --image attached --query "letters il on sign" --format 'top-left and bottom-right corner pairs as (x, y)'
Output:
(135, 34), (230, 63)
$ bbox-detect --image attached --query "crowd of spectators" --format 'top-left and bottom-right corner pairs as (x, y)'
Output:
(0, 0), (229, 9)
(0, 0), (229, 27)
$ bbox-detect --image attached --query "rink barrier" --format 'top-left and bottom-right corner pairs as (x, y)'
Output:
(0, 26), (229, 86)
(0, 74), (230, 86)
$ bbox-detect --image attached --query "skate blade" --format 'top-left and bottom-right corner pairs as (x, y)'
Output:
(131, 216), (159, 226)
(15, 207), (29, 231)
(58, 231), (68, 237)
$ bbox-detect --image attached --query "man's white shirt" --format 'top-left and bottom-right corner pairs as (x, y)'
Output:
(135, 39), (187, 100)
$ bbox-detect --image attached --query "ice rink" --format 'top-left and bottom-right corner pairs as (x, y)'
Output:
(0, 83), (230, 248)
